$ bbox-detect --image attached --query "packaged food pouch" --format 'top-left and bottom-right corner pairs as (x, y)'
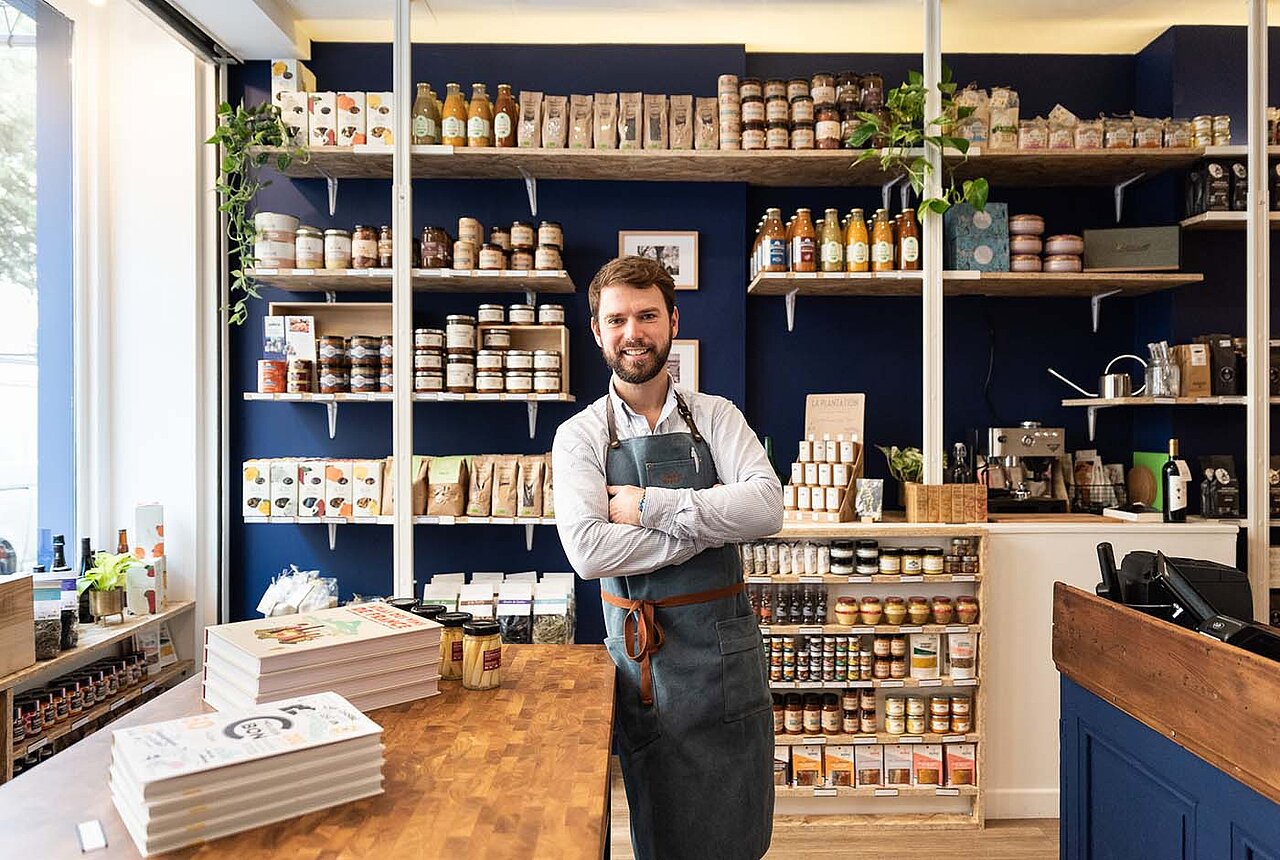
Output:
(988, 86), (1020, 150)
(381, 456), (395, 515)
(517, 455), (545, 518)
(570, 94), (594, 148)
(594, 93), (618, 149)
(541, 453), (555, 519)
(411, 455), (430, 516)
(695, 97), (719, 151)
(427, 455), (468, 517)
(542, 95), (568, 148)
(466, 455), (495, 517)
(491, 456), (520, 517)
(518, 91), (543, 147)
(644, 94), (669, 149)
(953, 85), (990, 144)
(1047, 104), (1078, 149)
(618, 92), (642, 150)
(669, 95), (693, 150)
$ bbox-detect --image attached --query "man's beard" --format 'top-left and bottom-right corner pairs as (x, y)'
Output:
(605, 334), (672, 384)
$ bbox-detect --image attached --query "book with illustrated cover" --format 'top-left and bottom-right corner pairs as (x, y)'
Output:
(203, 602), (440, 674)
(111, 691), (381, 793)
(202, 639), (441, 696)
(202, 656), (439, 707)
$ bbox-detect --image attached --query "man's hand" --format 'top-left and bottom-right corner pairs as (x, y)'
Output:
(606, 485), (645, 526)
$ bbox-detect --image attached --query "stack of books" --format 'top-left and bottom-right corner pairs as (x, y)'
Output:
(109, 691), (384, 856)
(202, 602), (442, 712)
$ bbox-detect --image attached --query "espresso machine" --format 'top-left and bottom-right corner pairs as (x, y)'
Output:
(983, 421), (1068, 513)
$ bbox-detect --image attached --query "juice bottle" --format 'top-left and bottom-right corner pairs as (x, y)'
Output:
(871, 209), (895, 272)
(441, 82), (468, 146)
(411, 83), (439, 145)
(493, 83), (518, 148)
(844, 208), (869, 272)
(791, 208), (817, 273)
(819, 208), (844, 272)
(898, 208), (920, 271)
(467, 82), (493, 147)
(761, 209), (788, 273)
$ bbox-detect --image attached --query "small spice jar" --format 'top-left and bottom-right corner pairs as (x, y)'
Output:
(462, 620), (502, 691)
(821, 694), (842, 733)
(834, 596), (859, 626)
(901, 548), (923, 575)
(840, 689), (860, 712)
(478, 242), (507, 270)
(508, 304), (536, 325)
(352, 225), (379, 268)
(323, 228), (352, 270)
(856, 539), (880, 561)
(538, 304), (565, 325)
(533, 371), (561, 394)
(377, 225), (393, 268)
(437, 612), (472, 680)
(906, 714), (928, 735)
(477, 303), (505, 325)
(286, 359), (313, 394)
(414, 349), (444, 371)
(859, 709), (877, 734)
(739, 77), (763, 100)
(445, 314), (477, 354)
(510, 246), (534, 270)
(453, 239), (478, 271)
(842, 709), (859, 734)
(859, 596), (882, 626)
(379, 335), (394, 361)
(906, 696), (926, 717)
(931, 596), (954, 625)
(295, 225), (324, 268)
(535, 244), (562, 271)
(790, 123), (815, 149)
(511, 220), (535, 248)
(318, 335), (347, 363)
(490, 224), (512, 251)
(951, 713), (972, 734)
(883, 596), (906, 626)
(505, 349), (534, 371)
(348, 335), (379, 362)
(414, 371), (444, 393)
(765, 95), (790, 124)
(766, 121), (790, 150)
(922, 547), (945, 576)
(784, 694), (803, 734)
(884, 696), (905, 717)
(962, 555), (980, 575)
(878, 547), (901, 575)
(379, 364), (394, 392)
(482, 328), (511, 350)
(885, 713), (905, 735)
(872, 635), (892, 658)
(890, 657), (907, 679)
(950, 695), (972, 716)
(350, 360), (379, 393)
(537, 221), (563, 250)
(929, 695), (951, 716)
(741, 96), (765, 124)
(506, 370), (533, 394)
(415, 328), (445, 350)
(816, 103), (843, 149)
(476, 350), (505, 373)
(457, 216), (484, 246)
(956, 596), (979, 624)
(801, 694), (822, 734)
(420, 226), (452, 268)
(743, 121), (766, 150)
(533, 350), (561, 372)
(446, 353), (475, 392)
(889, 635), (907, 658)
(791, 95), (815, 123)
(906, 597), (931, 626)
(476, 372), (504, 394)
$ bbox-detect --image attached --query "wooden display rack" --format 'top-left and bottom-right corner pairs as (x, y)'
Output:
(751, 527), (988, 828)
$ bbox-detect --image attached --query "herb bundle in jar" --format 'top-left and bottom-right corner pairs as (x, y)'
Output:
(462, 620), (502, 691)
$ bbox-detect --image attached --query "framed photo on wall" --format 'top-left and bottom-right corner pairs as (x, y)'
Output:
(618, 230), (699, 290)
(666, 339), (700, 392)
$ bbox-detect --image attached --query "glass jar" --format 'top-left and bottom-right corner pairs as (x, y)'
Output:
(842, 709), (858, 734)
(906, 597), (931, 626)
(445, 315), (477, 354)
(414, 371), (444, 393)
(505, 349), (533, 371)
(923, 547), (945, 575)
(890, 657), (907, 679)
(477, 304), (505, 325)
(906, 696), (926, 717)
(482, 329), (511, 350)
(930, 714), (951, 734)
(350, 360), (379, 393)
(446, 354), (475, 392)
(348, 335), (380, 362)
(802, 694), (822, 734)
(791, 95), (815, 124)
(478, 243), (507, 270)
(906, 714), (927, 735)
(872, 635), (891, 658)
(810, 72), (836, 106)
(511, 247), (534, 270)
(830, 541), (854, 565)
(859, 709), (877, 735)
(352, 225), (378, 268)
(790, 123), (814, 150)
(956, 596), (979, 624)
(840, 689), (860, 712)
(951, 714), (972, 734)
(295, 225), (324, 268)
(884, 714), (905, 735)
(458, 216), (485, 247)
(878, 547), (901, 575)
(930, 695), (951, 716)
(765, 121), (789, 150)
(884, 696), (905, 717)
(462, 620), (502, 690)
(816, 103), (842, 149)
(772, 696), (784, 734)
(738, 78), (763, 101)
(821, 694), (842, 733)
(962, 556), (980, 575)
(533, 371), (561, 394)
(538, 304), (565, 326)
(950, 695), (972, 716)
(859, 73), (885, 110)
(763, 79), (787, 100)
(509, 304), (537, 325)
(437, 612), (472, 680)
(414, 349), (444, 371)
(476, 350), (505, 373)
(511, 221), (536, 248)
(377, 225), (393, 268)
(420, 226), (452, 268)
(765, 96), (790, 124)
(323, 229), (352, 270)
(490, 225), (512, 251)
(505, 371), (533, 394)
(883, 596), (906, 625)
(859, 596), (882, 626)
(889, 636), (907, 658)
(415, 328), (445, 350)
(453, 239), (478, 271)
(931, 596), (954, 625)
(535, 244), (562, 271)
(476, 372), (504, 394)
(379, 335), (394, 361)
(743, 121), (766, 150)
(901, 548), (923, 575)
(784, 694), (803, 734)
(538, 221), (563, 250)
(786, 78), (810, 102)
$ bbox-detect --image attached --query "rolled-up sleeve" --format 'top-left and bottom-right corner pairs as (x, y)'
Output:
(552, 419), (703, 580)
(638, 396), (784, 545)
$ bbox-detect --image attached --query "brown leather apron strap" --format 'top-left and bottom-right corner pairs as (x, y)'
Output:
(601, 581), (745, 706)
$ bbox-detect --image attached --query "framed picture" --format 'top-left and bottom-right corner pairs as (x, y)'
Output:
(618, 230), (699, 290)
(666, 339), (700, 392)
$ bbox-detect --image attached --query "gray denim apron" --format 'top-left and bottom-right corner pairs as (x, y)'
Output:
(599, 389), (774, 860)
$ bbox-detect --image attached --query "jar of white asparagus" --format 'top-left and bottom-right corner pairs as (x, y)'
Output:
(462, 620), (503, 691)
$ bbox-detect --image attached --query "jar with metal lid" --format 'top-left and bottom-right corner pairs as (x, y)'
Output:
(951, 713), (972, 733)
(508, 304), (536, 325)
(738, 77), (763, 100)
(436, 612), (472, 680)
(414, 371), (444, 392)
(789, 94), (815, 125)
(476, 350), (505, 372)
(741, 97), (765, 124)
(533, 371), (561, 393)
(884, 596), (906, 625)
(420, 226), (452, 268)
(478, 243), (507, 270)
(44, 685), (68, 723)
(445, 315), (477, 353)
(834, 596), (858, 625)
(878, 547), (901, 574)
(511, 221), (535, 249)
(348, 335), (380, 362)
(889, 635), (907, 658)
(446, 353), (475, 392)
(816, 103), (842, 149)
(295, 226), (324, 268)
(956, 596), (979, 624)
(906, 596), (931, 626)
(801, 693), (821, 733)
(286, 359), (313, 393)
(931, 596), (954, 624)
(763, 78), (786, 100)
(379, 335), (394, 360)
(414, 351), (443, 372)
(929, 713), (951, 734)
(352, 225), (378, 268)
(376, 225), (393, 268)
(505, 349), (533, 371)
(836, 71), (861, 104)
(453, 239), (478, 271)
(905, 695), (926, 717)
(765, 96), (790, 124)
(859, 596), (882, 625)
(950, 694), (971, 716)
(901, 548), (923, 575)
(884, 696), (905, 717)
(743, 121), (766, 150)
(810, 72), (836, 106)
(482, 328), (511, 350)
(379, 365), (394, 392)
(821, 694), (842, 733)
(457, 216), (484, 247)
(476, 372), (504, 393)
(923, 547), (945, 575)
(490, 225), (511, 251)
(350, 361), (378, 393)
(506, 370), (533, 394)
(840, 689), (860, 711)
(790, 123), (815, 150)
(766, 121), (790, 150)
(928, 695), (951, 716)
(859, 73), (884, 110)
(538, 304), (564, 325)
(884, 713), (905, 735)
(962, 555), (980, 575)
(415, 328), (445, 349)
(537, 221), (563, 250)
(318, 335), (346, 363)
(786, 78), (810, 102)
(861, 710), (880, 736)
(323, 229), (352, 269)
(477, 303), (505, 325)
(841, 708), (858, 734)
(535, 244), (562, 271)
(64, 678), (83, 714)
(905, 713), (926, 734)
(872, 635), (892, 658)
(511, 246), (534, 270)
(890, 656), (907, 679)
(783, 693), (803, 734)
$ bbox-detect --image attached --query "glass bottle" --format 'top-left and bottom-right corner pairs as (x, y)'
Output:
(115, 529), (128, 555)
(77, 537), (93, 622)
(899, 208), (920, 270)
(791, 208), (817, 273)
(819, 208), (844, 272)
(411, 83), (438, 145)
(441, 82), (467, 146)
(800, 586), (815, 624)
(493, 83), (518, 147)
(761, 208), (788, 273)
(871, 209), (895, 272)
(467, 83), (493, 147)
(845, 208), (869, 272)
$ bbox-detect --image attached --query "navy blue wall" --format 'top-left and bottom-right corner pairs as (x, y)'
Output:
(227, 31), (1274, 634)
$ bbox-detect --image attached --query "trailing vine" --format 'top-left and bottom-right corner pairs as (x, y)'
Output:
(207, 101), (307, 325)
(850, 66), (989, 218)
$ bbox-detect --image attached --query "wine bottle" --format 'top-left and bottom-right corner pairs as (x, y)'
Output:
(77, 537), (93, 623)
(1163, 438), (1189, 523)
(52, 535), (78, 649)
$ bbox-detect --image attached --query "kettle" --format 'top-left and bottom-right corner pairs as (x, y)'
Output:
(1048, 354), (1148, 399)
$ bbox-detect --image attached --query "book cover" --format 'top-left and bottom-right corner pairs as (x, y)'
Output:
(202, 655), (440, 705)
(111, 691), (380, 791)
(203, 603), (440, 674)
(203, 641), (441, 696)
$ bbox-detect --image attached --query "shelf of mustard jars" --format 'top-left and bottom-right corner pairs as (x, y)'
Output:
(1180, 211), (1280, 231)
(245, 267), (576, 296)
(254, 145), (1203, 188)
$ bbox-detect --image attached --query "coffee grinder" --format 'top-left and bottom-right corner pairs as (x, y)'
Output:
(983, 421), (1067, 513)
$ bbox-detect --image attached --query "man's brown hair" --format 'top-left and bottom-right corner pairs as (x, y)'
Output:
(587, 255), (677, 321)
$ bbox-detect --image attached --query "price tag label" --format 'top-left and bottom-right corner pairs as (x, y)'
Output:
(849, 681), (872, 688)
(900, 736), (922, 744)
(954, 575), (975, 582)
(956, 678), (979, 687)
(900, 575), (923, 583)
(492, 517), (515, 525)
(141, 682), (156, 694)
(26, 738), (48, 754)
(746, 576), (772, 584)
(899, 626), (924, 634)
(879, 680), (904, 688)
(847, 576), (872, 583)
(72, 717), (90, 731)
(802, 736), (827, 745)
(798, 681), (824, 689)
(293, 268), (316, 276)
(798, 626), (824, 634)
(936, 788), (961, 797)
(945, 625), (970, 634)
(799, 576), (824, 583)
(813, 787), (838, 797)
(437, 516), (456, 525)
(255, 267), (278, 275)
(854, 736), (877, 745)
(851, 626), (874, 634)
(874, 788), (899, 797)
(110, 699), (127, 711)
(920, 679), (943, 687)
(440, 393), (465, 401)
(942, 735), (965, 743)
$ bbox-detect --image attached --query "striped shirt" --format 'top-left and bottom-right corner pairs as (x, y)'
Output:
(552, 376), (783, 580)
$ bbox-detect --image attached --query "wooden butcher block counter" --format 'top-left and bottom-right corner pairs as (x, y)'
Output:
(0, 645), (616, 859)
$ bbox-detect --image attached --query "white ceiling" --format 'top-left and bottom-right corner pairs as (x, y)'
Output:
(176, 0), (1270, 59)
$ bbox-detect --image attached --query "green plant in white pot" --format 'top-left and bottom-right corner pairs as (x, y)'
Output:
(78, 552), (132, 623)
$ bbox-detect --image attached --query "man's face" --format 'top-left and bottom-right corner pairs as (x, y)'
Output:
(591, 284), (679, 385)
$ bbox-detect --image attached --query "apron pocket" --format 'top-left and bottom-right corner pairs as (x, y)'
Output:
(644, 458), (697, 489)
(717, 615), (771, 723)
(604, 635), (663, 753)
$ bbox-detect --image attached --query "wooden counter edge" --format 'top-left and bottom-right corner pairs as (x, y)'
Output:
(1052, 582), (1280, 807)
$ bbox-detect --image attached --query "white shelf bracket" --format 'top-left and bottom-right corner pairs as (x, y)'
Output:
(527, 401), (538, 439)
(1090, 289), (1122, 332)
(525, 289), (537, 307)
(1087, 406), (1098, 442)
(327, 522), (338, 551)
(784, 288), (798, 332)
(325, 290), (337, 304)
(1113, 173), (1145, 222)
(518, 166), (538, 218)
(525, 523), (535, 552)
(326, 402), (338, 439)
(882, 175), (903, 212)
(325, 175), (339, 218)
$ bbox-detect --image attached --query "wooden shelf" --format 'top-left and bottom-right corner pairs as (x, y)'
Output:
(247, 268), (576, 294)
(749, 574), (982, 584)
(771, 519), (985, 539)
(776, 784), (979, 798)
(748, 270), (1204, 298)
(761, 624), (982, 635)
(255, 144), (1204, 188)
(1060, 396), (1280, 408)
(244, 515), (556, 526)
(0, 601), (195, 693)
(774, 733), (980, 746)
(244, 392), (392, 403)
(243, 392), (574, 403)
(12, 660), (193, 761)
(1180, 212), (1280, 231)
(771, 677), (979, 691)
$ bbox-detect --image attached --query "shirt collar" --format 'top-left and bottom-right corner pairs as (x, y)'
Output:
(610, 373), (679, 434)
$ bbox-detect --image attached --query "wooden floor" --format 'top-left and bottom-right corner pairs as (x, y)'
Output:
(609, 758), (1059, 859)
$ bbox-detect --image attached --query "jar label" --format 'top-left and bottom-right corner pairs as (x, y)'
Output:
(442, 116), (465, 139)
(412, 115), (430, 139)
(495, 113), (512, 139)
(872, 241), (893, 264)
(512, 226), (535, 246)
(467, 116), (491, 140)
(353, 238), (378, 259)
(849, 241), (869, 264)
(791, 236), (816, 264)
(451, 640), (463, 661)
(816, 120), (842, 140)
(902, 236), (919, 263)
(821, 241), (842, 264)
(766, 238), (787, 267)
(483, 646), (502, 671)
(812, 85), (836, 104)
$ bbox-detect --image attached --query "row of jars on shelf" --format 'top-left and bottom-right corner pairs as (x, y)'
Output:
(742, 538), (981, 578)
(751, 207), (919, 278)
(11, 653), (149, 743)
(776, 691), (973, 736)
(719, 72), (887, 150)
(766, 632), (977, 683)
(749, 585), (981, 627)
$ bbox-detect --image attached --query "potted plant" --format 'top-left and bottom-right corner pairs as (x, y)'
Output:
(78, 551), (132, 623)
(876, 445), (925, 509)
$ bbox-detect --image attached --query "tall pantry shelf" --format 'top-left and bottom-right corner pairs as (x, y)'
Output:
(242, 516), (557, 551)
(746, 526), (987, 828)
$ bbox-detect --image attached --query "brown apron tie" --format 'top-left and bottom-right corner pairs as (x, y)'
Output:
(601, 581), (745, 706)
(605, 383), (705, 452)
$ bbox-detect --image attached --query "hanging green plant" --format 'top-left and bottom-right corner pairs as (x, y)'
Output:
(207, 101), (308, 325)
(850, 67), (989, 219)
